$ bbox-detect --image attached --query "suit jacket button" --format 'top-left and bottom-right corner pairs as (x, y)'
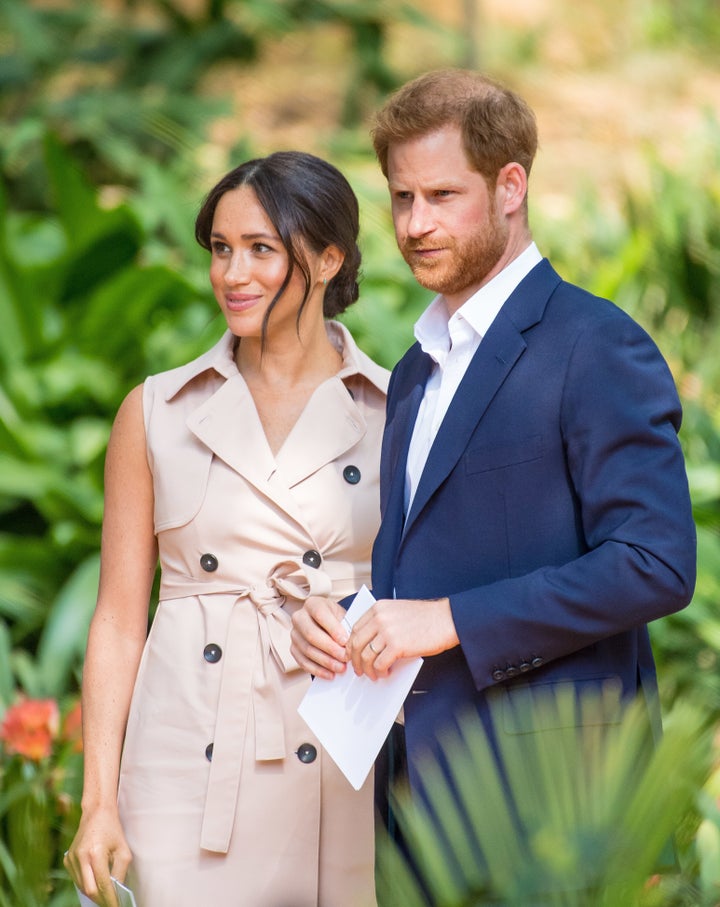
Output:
(205, 743), (214, 762)
(203, 643), (222, 663)
(492, 669), (506, 682)
(296, 743), (317, 764)
(506, 665), (520, 678)
(531, 657), (544, 669)
(343, 465), (361, 484)
(302, 549), (322, 569)
(200, 553), (218, 572)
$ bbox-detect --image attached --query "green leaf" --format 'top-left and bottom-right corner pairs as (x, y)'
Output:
(0, 619), (14, 706)
(35, 552), (100, 697)
(42, 132), (103, 247)
(75, 263), (200, 370)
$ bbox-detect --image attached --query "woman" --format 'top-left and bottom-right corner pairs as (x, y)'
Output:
(65, 152), (388, 907)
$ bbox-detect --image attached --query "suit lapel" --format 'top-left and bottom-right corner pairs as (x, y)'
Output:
(371, 348), (431, 594)
(402, 314), (526, 537)
(402, 260), (561, 539)
(386, 351), (432, 477)
(382, 348), (432, 515)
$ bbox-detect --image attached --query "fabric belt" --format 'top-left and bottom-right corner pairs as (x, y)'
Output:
(159, 558), (332, 854)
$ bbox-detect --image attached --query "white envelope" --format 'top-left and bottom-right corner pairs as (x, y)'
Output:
(298, 586), (422, 790)
(75, 878), (138, 907)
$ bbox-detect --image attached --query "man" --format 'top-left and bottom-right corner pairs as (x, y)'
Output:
(291, 68), (696, 861)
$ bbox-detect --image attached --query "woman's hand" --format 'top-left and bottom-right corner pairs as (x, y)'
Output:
(64, 805), (132, 907)
(291, 595), (350, 680)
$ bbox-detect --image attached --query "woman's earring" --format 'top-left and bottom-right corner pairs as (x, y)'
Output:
(323, 277), (327, 286)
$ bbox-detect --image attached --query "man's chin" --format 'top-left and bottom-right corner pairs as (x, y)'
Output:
(407, 263), (446, 293)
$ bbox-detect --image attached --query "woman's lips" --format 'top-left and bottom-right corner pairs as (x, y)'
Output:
(226, 294), (261, 311)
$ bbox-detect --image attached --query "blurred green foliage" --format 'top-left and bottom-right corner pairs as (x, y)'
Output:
(377, 690), (720, 906)
(0, 0), (719, 903)
(0, 697), (82, 907)
(538, 124), (720, 721)
(0, 131), (220, 708)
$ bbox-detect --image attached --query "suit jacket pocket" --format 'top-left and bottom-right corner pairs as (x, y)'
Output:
(494, 676), (624, 735)
(465, 433), (544, 474)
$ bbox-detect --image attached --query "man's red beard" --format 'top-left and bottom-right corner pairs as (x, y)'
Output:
(399, 214), (509, 299)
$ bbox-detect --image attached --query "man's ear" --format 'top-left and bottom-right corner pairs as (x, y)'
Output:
(496, 162), (528, 214)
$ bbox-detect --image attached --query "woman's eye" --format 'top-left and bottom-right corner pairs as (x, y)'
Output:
(252, 242), (273, 253)
(211, 241), (230, 255)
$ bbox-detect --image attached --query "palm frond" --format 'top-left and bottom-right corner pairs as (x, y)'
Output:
(377, 687), (714, 907)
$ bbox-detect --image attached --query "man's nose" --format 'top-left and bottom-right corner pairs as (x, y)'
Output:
(406, 198), (434, 238)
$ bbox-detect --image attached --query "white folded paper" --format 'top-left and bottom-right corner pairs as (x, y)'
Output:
(75, 878), (138, 907)
(298, 585), (422, 790)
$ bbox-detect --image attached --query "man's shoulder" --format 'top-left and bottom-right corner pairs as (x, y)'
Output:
(544, 268), (638, 327)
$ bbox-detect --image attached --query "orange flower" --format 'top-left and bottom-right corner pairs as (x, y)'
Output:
(0, 697), (60, 761)
(61, 699), (83, 753)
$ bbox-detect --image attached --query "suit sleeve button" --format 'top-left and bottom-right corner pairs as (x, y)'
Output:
(531, 657), (544, 669)
(492, 669), (506, 682)
(200, 553), (219, 572)
(506, 665), (520, 678)
(342, 465), (361, 484)
(203, 643), (222, 663)
(302, 549), (322, 569)
(296, 743), (317, 764)
(519, 661), (532, 673)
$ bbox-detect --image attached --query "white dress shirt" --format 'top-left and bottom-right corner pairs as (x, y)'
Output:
(404, 243), (543, 514)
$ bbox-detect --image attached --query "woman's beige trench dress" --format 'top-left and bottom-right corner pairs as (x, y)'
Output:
(117, 322), (389, 907)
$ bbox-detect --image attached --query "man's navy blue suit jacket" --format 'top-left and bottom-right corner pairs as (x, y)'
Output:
(371, 259), (696, 795)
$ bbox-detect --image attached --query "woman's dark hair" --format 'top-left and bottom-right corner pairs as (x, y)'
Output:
(195, 151), (361, 340)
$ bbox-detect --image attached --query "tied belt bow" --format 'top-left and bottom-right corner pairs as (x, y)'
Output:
(162, 558), (332, 854)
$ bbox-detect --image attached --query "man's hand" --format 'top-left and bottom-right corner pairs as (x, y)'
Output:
(347, 597), (459, 680)
(291, 595), (350, 680)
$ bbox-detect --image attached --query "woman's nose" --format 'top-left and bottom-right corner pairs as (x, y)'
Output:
(224, 252), (250, 285)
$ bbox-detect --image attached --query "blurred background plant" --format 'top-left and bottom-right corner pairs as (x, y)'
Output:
(376, 690), (720, 907)
(0, 0), (719, 902)
(0, 695), (82, 906)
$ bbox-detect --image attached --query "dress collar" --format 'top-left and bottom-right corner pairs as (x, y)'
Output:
(160, 320), (388, 402)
